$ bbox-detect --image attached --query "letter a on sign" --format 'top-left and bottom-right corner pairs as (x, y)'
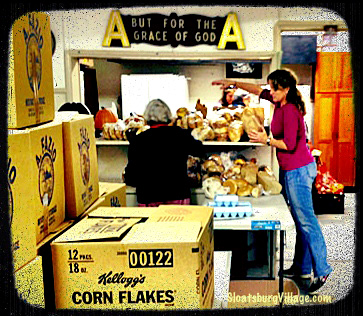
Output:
(102, 10), (130, 47)
(218, 13), (245, 50)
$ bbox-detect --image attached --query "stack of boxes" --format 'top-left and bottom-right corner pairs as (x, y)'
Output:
(7, 12), (126, 308)
(8, 11), (214, 311)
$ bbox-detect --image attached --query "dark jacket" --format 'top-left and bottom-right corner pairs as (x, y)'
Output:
(124, 125), (203, 204)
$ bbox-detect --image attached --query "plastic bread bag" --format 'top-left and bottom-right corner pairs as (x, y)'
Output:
(257, 167), (282, 195)
(114, 120), (126, 140)
(202, 177), (229, 199)
(107, 123), (118, 140)
(124, 113), (146, 129)
(102, 123), (111, 139)
(191, 125), (215, 141)
(240, 162), (259, 185)
(187, 112), (204, 129)
(228, 120), (244, 142)
(210, 115), (229, 141)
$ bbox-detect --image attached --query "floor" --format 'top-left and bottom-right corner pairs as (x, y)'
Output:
(213, 193), (357, 308)
(280, 192), (357, 304)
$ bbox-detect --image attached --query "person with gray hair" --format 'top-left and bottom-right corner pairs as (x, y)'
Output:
(143, 99), (173, 125)
(124, 99), (204, 206)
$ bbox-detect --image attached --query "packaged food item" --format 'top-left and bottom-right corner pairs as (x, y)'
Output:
(114, 120), (126, 139)
(241, 107), (264, 134)
(206, 164), (225, 175)
(191, 126), (215, 141)
(209, 154), (223, 166)
(257, 171), (282, 195)
(237, 183), (253, 197)
(240, 163), (259, 185)
(187, 112), (204, 129)
(202, 177), (229, 199)
(176, 107), (189, 118)
(222, 179), (238, 195)
(211, 117), (229, 141)
(251, 184), (264, 198)
(202, 159), (218, 172)
(124, 113), (146, 129)
(228, 120), (244, 142)
(315, 163), (344, 194)
(102, 123), (111, 139)
(108, 124), (118, 140)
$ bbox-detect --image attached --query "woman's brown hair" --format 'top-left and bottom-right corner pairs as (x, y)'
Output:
(267, 69), (306, 116)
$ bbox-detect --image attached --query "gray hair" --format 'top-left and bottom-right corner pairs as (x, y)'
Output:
(143, 99), (172, 124)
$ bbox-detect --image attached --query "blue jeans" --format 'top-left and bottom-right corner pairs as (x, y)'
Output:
(282, 162), (332, 277)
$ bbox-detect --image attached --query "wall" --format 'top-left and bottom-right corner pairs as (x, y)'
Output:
(47, 6), (346, 109)
(94, 60), (270, 117)
(45, 6), (346, 190)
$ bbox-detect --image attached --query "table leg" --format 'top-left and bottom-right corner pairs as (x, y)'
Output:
(279, 230), (285, 307)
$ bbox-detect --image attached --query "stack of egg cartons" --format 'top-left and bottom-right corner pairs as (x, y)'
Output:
(208, 194), (253, 219)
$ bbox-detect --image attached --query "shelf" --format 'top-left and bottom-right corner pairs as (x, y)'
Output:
(201, 141), (265, 146)
(96, 139), (266, 147)
(96, 139), (129, 145)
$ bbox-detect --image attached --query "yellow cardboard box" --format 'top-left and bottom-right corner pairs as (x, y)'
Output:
(28, 121), (65, 243)
(8, 12), (54, 129)
(8, 131), (38, 272)
(81, 182), (127, 219)
(14, 256), (45, 308)
(87, 206), (156, 219)
(99, 182), (126, 208)
(51, 205), (214, 310)
(56, 113), (99, 218)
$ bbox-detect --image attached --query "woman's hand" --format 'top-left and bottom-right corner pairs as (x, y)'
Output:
(248, 129), (268, 144)
(212, 79), (235, 90)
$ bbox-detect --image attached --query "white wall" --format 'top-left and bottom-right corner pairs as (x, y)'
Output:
(48, 5), (346, 99)
(45, 5), (346, 181)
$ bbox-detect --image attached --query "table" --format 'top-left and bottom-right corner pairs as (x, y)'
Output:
(210, 194), (295, 307)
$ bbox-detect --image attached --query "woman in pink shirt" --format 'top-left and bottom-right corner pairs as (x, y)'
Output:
(212, 69), (332, 293)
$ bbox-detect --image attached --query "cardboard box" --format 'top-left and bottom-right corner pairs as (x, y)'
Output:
(9, 122), (65, 244)
(51, 205), (214, 310)
(36, 220), (75, 311)
(14, 256), (45, 308)
(29, 121), (65, 243)
(88, 206), (157, 219)
(8, 12), (54, 129)
(81, 182), (127, 219)
(99, 182), (126, 208)
(228, 279), (299, 308)
(57, 113), (99, 218)
(8, 131), (38, 271)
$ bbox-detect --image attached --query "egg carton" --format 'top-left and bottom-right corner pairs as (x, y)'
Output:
(208, 201), (253, 219)
(213, 194), (239, 207)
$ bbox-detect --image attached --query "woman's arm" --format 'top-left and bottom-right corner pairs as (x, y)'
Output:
(248, 130), (288, 150)
(212, 79), (263, 96)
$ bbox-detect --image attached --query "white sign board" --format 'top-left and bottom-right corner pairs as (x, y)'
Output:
(121, 74), (189, 119)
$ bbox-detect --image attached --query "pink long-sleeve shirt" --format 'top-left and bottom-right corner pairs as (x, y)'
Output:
(260, 89), (314, 171)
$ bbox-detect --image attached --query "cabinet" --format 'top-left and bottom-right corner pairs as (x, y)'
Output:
(315, 52), (353, 93)
(314, 52), (356, 187)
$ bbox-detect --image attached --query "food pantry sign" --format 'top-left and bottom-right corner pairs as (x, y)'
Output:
(102, 10), (246, 49)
